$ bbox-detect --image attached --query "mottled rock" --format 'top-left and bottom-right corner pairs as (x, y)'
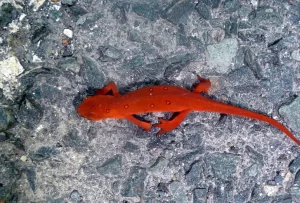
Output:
(195, 2), (211, 20)
(0, 132), (7, 142)
(206, 153), (240, 180)
(249, 6), (283, 26)
(30, 146), (58, 161)
(243, 48), (263, 79)
(289, 155), (300, 173)
(25, 168), (36, 191)
(173, 149), (204, 171)
(213, 182), (233, 202)
(207, 38), (238, 73)
(123, 141), (140, 152)
(150, 156), (169, 175)
(97, 154), (122, 175)
(80, 56), (105, 89)
(177, 24), (190, 47)
(162, 0), (194, 24)
(111, 2), (129, 24)
(279, 97), (300, 133)
(169, 181), (187, 202)
(291, 50), (300, 61)
(224, 0), (239, 12)
(224, 18), (238, 37)
(132, 3), (159, 21)
(0, 107), (13, 132)
(58, 57), (80, 74)
(185, 161), (204, 185)
(294, 170), (300, 185)
(164, 53), (198, 78)
(234, 189), (250, 203)
(243, 163), (259, 177)
(0, 3), (16, 27)
(17, 95), (43, 129)
(63, 129), (88, 149)
(122, 166), (147, 197)
(123, 55), (145, 69)
(32, 84), (63, 103)
(128, 30), (142, 42)
(31, 20), (51, 43)
(61, 0), (77, 6)
(183, 124), (203, 149)
(193, 188), (207, 203)
(70, 190), (82, 203)
(245, 146), (264, 166)
(98, 45), (123, 62)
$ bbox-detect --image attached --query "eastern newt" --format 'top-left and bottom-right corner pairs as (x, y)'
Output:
(77, 76), (300, 145)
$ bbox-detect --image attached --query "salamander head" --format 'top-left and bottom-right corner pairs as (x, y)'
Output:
(77, 95), (121, 120)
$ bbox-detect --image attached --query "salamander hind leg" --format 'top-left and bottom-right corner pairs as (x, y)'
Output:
(126, 115), (152, 131)
(95, 82), (119, 96)
(192, 75), (211, 93)
(153, 110), (191, 136)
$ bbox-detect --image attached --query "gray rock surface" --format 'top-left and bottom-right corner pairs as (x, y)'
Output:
(0, 0), (300, 202)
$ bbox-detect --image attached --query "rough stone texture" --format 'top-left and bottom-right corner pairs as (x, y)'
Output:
(0, 0), (300, 202)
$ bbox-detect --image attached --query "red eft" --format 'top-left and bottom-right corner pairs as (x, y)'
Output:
(77, 76), (300, 145)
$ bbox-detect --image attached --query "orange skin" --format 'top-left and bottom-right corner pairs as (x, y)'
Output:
(77, 76), (300, 145)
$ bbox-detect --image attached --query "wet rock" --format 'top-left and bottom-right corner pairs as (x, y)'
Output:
(169, 181), (187, 202)
(121, 166), (147, 197)
(279, 97), (300, 133)
(207, 38), (238, 73)
(98, 45), (123, 62)
(69, 5), (88, 19)
(205, 153), (240, 180)
(0, 3), (17, 27)
(162, 0), (194, 24)
(80, 56), (105, 89)
(185, 161), (204, 186)
(193, 188), (207, 203)
(132, 3), (160, 22)
(87, 126), (98, 141)
(123, 141), (140, 152)
(96, 154), (122, 175)
(29, 146), (58, 162)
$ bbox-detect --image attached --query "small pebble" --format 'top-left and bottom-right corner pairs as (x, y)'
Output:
(63, 29), (73, 38)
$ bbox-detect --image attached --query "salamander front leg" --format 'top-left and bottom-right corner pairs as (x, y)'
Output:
(125, 115), (152, 131)
(192, 75), (211, 93)
(95, 82), (120, 96)
(153, 109), (191, 136)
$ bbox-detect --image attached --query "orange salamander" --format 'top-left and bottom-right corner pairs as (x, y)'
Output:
(77, 75), (300, 145)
